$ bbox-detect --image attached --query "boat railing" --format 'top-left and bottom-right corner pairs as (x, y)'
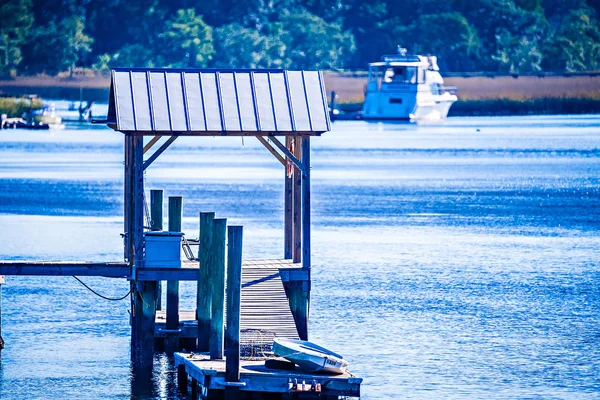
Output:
(441, 86), (458, 95)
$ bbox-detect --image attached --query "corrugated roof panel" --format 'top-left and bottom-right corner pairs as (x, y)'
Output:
(183, 72), (206, 131)
(252, 72), (276, 131)
(148, 72), (171, 131)
(235, 72), (258, 131)
(130, 72), (152, 130)
(109, 68), (330, 135)
(219, 72), (241, 131)
(114, 71), (135, 131)
(304, 71), (329, 131)
(166, 72), (188, 131)
(287, 71), (311, 131)
(201, 72), (223, 131)
(269, 73), (293, 131)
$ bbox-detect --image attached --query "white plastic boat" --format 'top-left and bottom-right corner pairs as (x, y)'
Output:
(272, 338), (348, 374)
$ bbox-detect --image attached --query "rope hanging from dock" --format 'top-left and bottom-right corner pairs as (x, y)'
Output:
(73, 276), (132, 301)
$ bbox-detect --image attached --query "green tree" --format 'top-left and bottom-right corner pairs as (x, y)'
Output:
(25, 15), (93, 75)
(279, 8), (355, 69)
(492, 28), (543, 72)
(161, 8), (214, 68)
(393, 12), (482, 71)
(213, 23), (289, 68)
(545, 8), (600, 71)
(0, 0), (33, 76)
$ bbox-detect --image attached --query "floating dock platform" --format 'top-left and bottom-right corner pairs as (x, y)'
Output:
(175, 353), (362, 399)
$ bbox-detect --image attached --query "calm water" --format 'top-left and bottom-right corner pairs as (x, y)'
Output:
(0, 115), (599, 399)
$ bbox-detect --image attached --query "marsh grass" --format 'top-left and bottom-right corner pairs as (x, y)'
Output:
(0, 97), (43, 118)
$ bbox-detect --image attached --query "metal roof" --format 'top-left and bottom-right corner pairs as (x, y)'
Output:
(106, 68), (331, 135)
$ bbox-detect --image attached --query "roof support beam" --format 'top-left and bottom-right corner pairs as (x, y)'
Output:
(143, 135), (161, 154)
(143, 134), (179, 170)
(256, 136), (286, 167)
(269, 137), (305, 174)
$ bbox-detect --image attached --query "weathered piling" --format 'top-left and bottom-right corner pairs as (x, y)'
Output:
(129, 134), (157, 368)
(210, 218), (227, 360)
(225, 226), (243, 399)
(197, 212), (215, 352)
(284, 136), (293, 259)
(166, 196), (182, 352)
(293, 136), (302, 263)
(0, 275), (3, 358)
(150, 189), (163, 310)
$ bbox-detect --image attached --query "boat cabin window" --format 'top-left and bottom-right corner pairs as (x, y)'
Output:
(382, 66), (424, 84)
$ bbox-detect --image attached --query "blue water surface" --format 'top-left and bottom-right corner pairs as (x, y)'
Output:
(0, 115), (599, 399)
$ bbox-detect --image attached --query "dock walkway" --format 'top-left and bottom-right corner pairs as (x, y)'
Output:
(156, 259), (301, 340)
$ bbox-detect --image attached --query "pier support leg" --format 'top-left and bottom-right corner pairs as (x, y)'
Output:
(284, 136), (293, 259)
(132, 281), (158, 367)
(292, 137), (302, 264)
(225, 226), (243, 400)
(150, 189), (164, 311)
(128, 134), (156, 368)
(210, 219), (227, 360)
(177, 364), (188, 393)
(166, 196), (182, 353)
(0, 276), (3, 358)
(197, 212), (215, 352)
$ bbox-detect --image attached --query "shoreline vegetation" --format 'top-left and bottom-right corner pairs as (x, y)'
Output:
(2, 73), (599, 117)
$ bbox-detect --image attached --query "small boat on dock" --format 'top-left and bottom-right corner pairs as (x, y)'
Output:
(272, 338), (349, 374)
(332, 46), (458, 122)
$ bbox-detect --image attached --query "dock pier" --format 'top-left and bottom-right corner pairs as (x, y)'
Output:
(0, 68), (361, 398)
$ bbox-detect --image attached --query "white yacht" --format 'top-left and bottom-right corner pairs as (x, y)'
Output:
(362, 47), (457, 121)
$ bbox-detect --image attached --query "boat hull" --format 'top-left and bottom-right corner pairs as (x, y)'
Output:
(272, 338), (348, 374)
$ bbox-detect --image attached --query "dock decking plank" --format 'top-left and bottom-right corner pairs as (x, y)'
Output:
(157, 262), (299, 340)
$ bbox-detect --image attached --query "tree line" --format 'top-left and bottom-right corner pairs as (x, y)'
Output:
(1, 0), (599, 77)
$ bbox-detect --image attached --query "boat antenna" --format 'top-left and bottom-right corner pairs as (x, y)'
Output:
(397, 45), (407, 56)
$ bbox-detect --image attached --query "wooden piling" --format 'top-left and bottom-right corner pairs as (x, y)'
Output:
(210, 218), (227, 360)
(129, 134), (157, 367)
(301, 136), (311, 271)
(166, 196), (182, 352)
(0, 276), (3, 358)
(150, 189), (163, 311)
(284, 136), (293, 259)
(293, 136), (302, 263)
(225, 225), (243, 400)
(150, 190), (164, 231)
(197, 212), (215, 352)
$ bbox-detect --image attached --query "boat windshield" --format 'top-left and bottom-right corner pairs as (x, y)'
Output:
(369, 66), (424, 88)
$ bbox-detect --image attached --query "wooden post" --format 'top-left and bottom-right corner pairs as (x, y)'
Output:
(129, 134), (157, 368)
(301, 136), (311, 271)
(166, 196), (182, 352)
(0, 276), (3, 359)
(225, 226), (243, 400)
(210, 218), (227, 360)
(177, 364), (188, 393)
(293, 136), (302, 263)
(150, 189), (163, 311)
(284, 136), (293, 259)
(197, 212), (215, 352)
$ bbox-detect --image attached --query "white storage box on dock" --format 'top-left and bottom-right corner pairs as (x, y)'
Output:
(145, 231), (183, 268)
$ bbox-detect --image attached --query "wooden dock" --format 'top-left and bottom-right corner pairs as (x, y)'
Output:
(175, 353), (362, 399)
(0, 67), (363, 398)
(155, 259), (302, 342)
